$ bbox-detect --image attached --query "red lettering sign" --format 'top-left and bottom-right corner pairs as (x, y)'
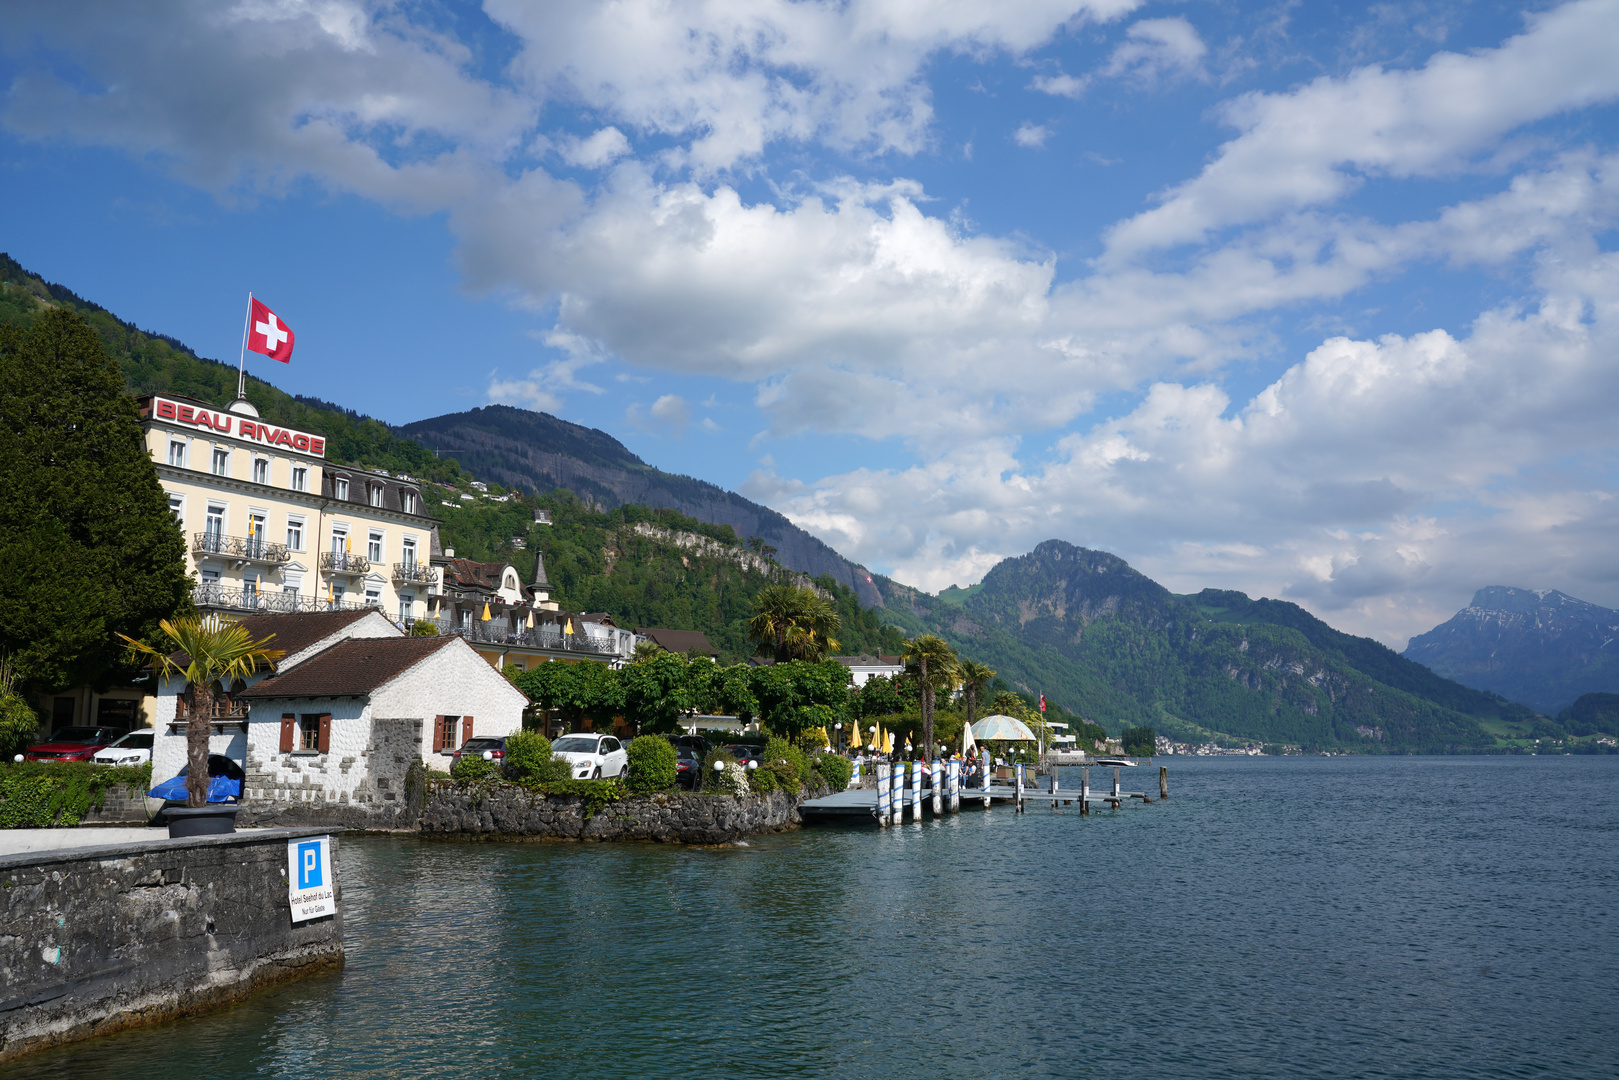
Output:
(292, 434), (310, 452)
(157, 400), (176, 420)
(274, 429), (294, 447)
(240, 420), (257, 439)
(177, 405), (194, 423)
(309, 438), (324, 455)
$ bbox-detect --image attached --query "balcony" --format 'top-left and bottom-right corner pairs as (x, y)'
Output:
(392, 561), (439, 586)
(194, 582), (372, 615)
(320, 551), (372, 576)
(408, 618), (623, 657)
(193, 532), (290, 566)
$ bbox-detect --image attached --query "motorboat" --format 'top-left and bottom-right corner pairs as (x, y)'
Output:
(1095, 757), (1137, 767)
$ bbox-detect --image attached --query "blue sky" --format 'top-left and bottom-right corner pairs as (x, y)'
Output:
(4, 0), (1618, 645)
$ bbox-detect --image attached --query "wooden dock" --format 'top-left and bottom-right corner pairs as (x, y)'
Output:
(799, 765), (1166, 825)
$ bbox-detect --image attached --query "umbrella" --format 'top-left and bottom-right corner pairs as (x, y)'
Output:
(903, 737), (912, 754)
(848, 723), (862, 750)
(961, 719), (978, 757)
(971, 714), (1038, 742)
(884, 730), (894, 755)
(481, 602), (492, 621)
(526, 610), (534, 628)
(564, 617), (575, 635)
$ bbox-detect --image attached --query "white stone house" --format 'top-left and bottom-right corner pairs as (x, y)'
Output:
(235, 634), (527, 812)
(149, 608), (403, 785)
(832, 654), (905, 687)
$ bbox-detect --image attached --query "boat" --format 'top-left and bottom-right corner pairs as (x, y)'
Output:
(1095, 757), (1137, 767)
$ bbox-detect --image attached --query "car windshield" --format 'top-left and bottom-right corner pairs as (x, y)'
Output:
(552, 737), (599, 753)
(112, 732), (154, 749)
(50, 727), (109, 744)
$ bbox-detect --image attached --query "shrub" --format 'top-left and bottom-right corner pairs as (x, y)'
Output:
(798, 725), (830, 752)
(710, 761), (750, 797)
(746, 762), (777, 794)
(409, 620), (440, 636)
(0, 761), (152, 827)
(451, 754), (499, 783)
(0, 693), (40, 760)
(763, 736), (810, 791)
(625, 735), (677, 793)
(505, 729), (569, 783)
(815, 754), (853, 792)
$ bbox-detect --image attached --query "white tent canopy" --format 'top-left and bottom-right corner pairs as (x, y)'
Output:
(971, 714), (1038, 742)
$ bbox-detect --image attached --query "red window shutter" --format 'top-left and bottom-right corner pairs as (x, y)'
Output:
(432, 715), (444, 753)
(462, 716), (474, 744)
(318, 714), (332, 754)
(280, 713), (295, 752)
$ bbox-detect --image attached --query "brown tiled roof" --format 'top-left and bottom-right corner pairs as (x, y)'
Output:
(440, 558), (511, 593)
(579, 613), (618, 626)
(167, 609), (380, 669)
(239, 636), (458, 699)
(636, 628), (717, 656)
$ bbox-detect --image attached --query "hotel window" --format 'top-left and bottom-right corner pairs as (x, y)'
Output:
(166, 493), (184, 522)
(252, 457), (269, 484)
(368, 530), (383, 562)
(329, 583), (346, 606)
(369, 484), (384, 508)
(365, 585), (382, 607)
(398, 593), (413, 622)
(286, 516), (304, 551)
(211, 447), (229, 476)
(247, 512), (267, 557)
(333, 478), (349, 500)
(204, 505), (226, 548)
(291, 465), (308, 492)
(402, 491), (417, 514)
(401, 536), (417, 568)
(167, 440), (187, 467)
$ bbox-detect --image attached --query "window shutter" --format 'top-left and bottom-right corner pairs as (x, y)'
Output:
(280, 713), (295, 752)
(318, 714), (332, 754)
(433, 715), (445, 753)
(463, 716), (474, 744)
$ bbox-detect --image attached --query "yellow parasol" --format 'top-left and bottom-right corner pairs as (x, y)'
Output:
(526, 610), (534, 629)
(481, 602), (492, 621)
(847, 722), (862, 750)
(903, 736), (912, 754)
(883, 729), (894, 755)
(564, 617), (575, 635)
(875, 724), (885, 753)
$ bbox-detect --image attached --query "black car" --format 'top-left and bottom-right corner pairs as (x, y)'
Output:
(451, 736), (511, 769)
(674, 744), (705, 789)
(726, 743), (766, 766)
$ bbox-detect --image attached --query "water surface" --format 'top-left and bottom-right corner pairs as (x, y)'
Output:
(26, 756), (1619, 1078)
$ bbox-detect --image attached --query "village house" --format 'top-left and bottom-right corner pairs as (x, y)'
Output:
(832, 654), (905, 686)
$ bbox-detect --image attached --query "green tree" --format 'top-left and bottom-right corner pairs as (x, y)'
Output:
(957, 658), (997, 734)
(620, 650), (697, 733)
(749, 660), (851, 736)
(748, 584), (842, 663)
(119, 615), (283, 806)
(0, 308), (191, 694)
(903, 634), (958, 758)
(691, 662), (759, 719)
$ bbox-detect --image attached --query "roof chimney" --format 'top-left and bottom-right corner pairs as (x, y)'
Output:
(444, 547), (456, 558)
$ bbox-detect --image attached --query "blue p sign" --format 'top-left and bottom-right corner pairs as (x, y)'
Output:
(297, 840), (323, 889)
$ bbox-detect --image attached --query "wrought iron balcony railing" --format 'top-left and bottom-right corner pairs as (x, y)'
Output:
(407, 617), (623, 656)
(193, 583), (373, 615)
(193, 532), (291, 565)
(392, 561), (439, 585)
(320, 551), (372, 575)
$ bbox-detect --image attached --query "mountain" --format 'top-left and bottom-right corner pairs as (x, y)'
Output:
(878, 540), (1532, 752)
(398, 405), (884, 607)
(1404, 587), (1619, 712)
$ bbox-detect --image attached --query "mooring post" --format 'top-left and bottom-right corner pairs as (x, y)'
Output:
(930, 759), (942, 817)
(982, 758), (992, 808)
(892, 762), (906, 824)
(1112, 766), (1121, 808)
(1050, 762), (1060, 807)
(910, 759), (923, 822)
(876, 762), (891, 826)
(1160, 764), (1169, 799)
(1080, 766), (1089, 815)
(947, 760), (960, 813)
(1014, 763), (1024, 813)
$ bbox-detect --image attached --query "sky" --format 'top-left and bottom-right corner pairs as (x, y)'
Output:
(3, 0), (1618, 649)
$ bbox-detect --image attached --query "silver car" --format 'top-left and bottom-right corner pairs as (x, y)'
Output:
(551, 734), (628, 780)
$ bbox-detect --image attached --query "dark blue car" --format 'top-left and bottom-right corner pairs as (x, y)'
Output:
(149, 754), (245, 804)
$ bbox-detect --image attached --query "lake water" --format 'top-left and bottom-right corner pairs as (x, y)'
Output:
(23, 756), (1619, 1079)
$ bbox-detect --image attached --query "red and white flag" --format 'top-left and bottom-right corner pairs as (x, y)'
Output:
(247, 297), (295, 363)
(1038, 694), (1047, 713)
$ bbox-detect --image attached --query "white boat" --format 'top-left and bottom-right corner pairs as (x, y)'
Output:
(1095, 757), (1137, 767)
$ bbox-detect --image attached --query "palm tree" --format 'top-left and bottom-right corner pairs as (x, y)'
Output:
(902, 634), (958, 758)
(748, 584), (842, 663)
(957, 658), (997, 734)
(119, 615), (283, 807)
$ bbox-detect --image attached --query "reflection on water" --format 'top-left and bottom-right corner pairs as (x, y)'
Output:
(23, 757), (1619, 1079)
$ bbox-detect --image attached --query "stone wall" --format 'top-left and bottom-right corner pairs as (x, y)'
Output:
(0, 828), (344, 1063)
(236, 715), (424, 830)
(417, 782), (805, 843)
(78, 783), (150, 824)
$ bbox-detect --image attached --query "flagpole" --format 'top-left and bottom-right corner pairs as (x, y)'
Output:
(236, 292), (252, 401)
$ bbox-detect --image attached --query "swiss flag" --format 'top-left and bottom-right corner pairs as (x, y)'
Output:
(247, 297), (295, 363)
(1038, 694), (1046, 713)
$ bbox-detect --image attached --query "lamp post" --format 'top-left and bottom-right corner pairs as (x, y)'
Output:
(834, 722), (843, 754)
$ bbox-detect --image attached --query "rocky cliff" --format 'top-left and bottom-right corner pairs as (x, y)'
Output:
(1404, 587), (1619, 712)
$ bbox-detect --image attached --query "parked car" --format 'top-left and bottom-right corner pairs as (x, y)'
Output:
(726, 743), (766, 767)
(674, 744), (705, 789)
(91, 728), (155, 766)
(148, 754), (246, 805)
(669, 734), (712, 757)
(23, 726), (125, 762)
(551, 734), (629, 780)
(451, 735), (510, 769)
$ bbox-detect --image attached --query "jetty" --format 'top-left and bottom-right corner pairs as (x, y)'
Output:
(799, 762), (1169, 825)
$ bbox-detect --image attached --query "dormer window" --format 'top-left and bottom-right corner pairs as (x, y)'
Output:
(369, 485), (384, 508)
(333, 478), (349, 500)
(402, 491), (417, 514)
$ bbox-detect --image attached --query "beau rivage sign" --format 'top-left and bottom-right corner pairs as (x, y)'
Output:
(145, 395), (327, 459)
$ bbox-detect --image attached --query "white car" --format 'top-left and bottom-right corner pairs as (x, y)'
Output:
(551, 734), (629, 780)
(92, 729), (155, 766)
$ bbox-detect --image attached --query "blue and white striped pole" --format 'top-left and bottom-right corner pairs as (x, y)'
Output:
(1015, 762), (1024, 813)
(930, 758), (942, 817)
(891, 761), (905, 825)
(982, 757), (991, 808)
(876, 762), (891, 826)
(909, 759), (922, 822)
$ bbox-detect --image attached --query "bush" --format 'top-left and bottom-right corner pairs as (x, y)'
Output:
(409, 620), (440, 636)
(815, 754), (853, 791)
(0, 761), (151, 827)
(746, 763), (777, 794)
(450, 754), (499, 783)
(798, 726), (830, 752)
(710, 761), (750, 797)
(625, 735), (677, 793)
(505, 729), (569, 783)
(762, 736), (809, 792)
(0, 693), (40, 760)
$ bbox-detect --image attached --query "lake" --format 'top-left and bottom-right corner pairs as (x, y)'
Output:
(23, 756), (1619, 1078)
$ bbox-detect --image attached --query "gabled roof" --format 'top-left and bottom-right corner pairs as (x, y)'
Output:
(832, 654), (903, 668)
(167, 609), (380, 670)
(439, 558), (517, 594)
(579, 613), (618, 626)
(239, 636), (458, 699)
(637, 628), (717, 656)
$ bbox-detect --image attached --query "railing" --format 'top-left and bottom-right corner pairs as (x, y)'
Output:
(193, 583), (373, 614)
(320, 551), (372, 575)
(408, 617), (623, 656)
(193, 532), (290, 565)
(392, 561), (439, 585)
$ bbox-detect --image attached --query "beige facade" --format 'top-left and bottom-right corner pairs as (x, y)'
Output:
(139, 393), (441, 622)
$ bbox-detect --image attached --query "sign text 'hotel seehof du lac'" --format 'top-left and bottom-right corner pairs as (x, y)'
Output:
(145, 396), (327, 458)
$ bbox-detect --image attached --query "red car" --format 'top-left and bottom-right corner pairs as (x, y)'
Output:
(23, 726), (125, 762)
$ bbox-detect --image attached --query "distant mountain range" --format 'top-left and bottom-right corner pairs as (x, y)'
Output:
(1404, 587), (1619, 713)
(399, 406), (884, 608)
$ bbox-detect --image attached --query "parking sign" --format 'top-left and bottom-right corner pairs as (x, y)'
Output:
(286, 835), (337, 923)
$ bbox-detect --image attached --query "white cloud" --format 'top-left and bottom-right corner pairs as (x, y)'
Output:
(1013, 122), (1050, 147)
(1100, 17), (1207, 88)
(559, 126), (632, 168)
(1030, 72), (1088, 98)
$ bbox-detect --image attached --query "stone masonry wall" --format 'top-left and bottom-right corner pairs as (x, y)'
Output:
(0, 828), (344, 1062)
(417, 782), (806, 843)
(236, 712), (424, 830)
